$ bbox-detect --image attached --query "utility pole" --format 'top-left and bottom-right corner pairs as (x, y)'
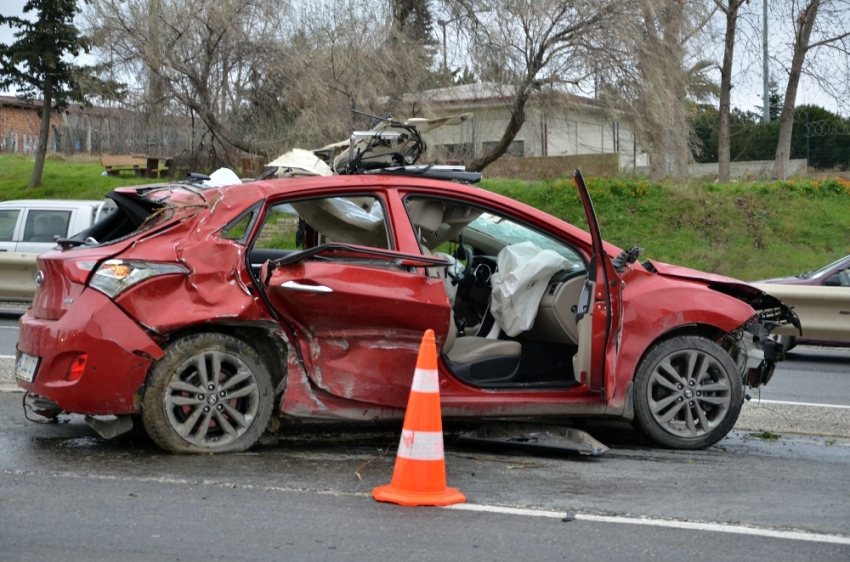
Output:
(438, 20), (448, 72)
(762, 0), (770, 123)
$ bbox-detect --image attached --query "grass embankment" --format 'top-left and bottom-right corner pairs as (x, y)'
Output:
(2, 153), (848, 281)
(483, 176), (850, 281)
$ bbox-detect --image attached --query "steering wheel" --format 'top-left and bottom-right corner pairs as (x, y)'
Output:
(447, 233), (474, 286)
(839, 269), (850, 287)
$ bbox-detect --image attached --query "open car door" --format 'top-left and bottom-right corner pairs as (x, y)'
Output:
(262, 244), (451, 409)
(572, 171), (624, 401)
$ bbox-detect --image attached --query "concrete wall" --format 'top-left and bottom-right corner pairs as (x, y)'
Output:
(484, 153), (621, 180)
(635, 159), (809, 180)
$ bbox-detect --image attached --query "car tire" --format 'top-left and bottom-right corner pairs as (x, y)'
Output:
(632, 336), (743, 450)
(142, 333), (274, 454)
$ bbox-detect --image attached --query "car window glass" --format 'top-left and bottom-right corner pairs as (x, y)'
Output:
(466, 213), (584, 271)
(405, 197), (584, 268)
(808, 256), (849, 280)
(22, 210), (71, 242)
(0, 209), (20, 241)
(466, 213), (585, 268)
(256, 196), (389, 251)
(220, 211), (255, 242)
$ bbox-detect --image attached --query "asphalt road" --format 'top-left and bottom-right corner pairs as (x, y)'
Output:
(0, 392), (848, 561)
(0, 317), (18, 358)
(1, 316), (849, 560)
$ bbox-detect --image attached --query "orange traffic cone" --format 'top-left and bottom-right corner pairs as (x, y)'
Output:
(372, 329), (466, 507)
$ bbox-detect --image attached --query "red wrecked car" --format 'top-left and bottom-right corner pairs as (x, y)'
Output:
(14, 161), (798, 453)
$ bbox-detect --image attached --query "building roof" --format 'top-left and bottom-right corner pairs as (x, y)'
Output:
(405, 82), (610, 113)
(0, 95), (43, 110)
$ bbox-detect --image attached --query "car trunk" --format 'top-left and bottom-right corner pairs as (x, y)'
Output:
(31, 186), (202, 321)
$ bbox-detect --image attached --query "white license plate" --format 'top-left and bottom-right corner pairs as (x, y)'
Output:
(14, 352), (40, 383)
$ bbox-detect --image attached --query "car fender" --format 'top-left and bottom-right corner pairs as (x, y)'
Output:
(605, 269), (757, 416)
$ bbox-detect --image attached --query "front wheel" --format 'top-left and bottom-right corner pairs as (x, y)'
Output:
(633, 336), (743, 449)
(142, 333), (274, 454)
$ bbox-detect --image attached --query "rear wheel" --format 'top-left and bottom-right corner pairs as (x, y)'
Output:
(142, 333), (273, 454)
(633, 336), (742, 450)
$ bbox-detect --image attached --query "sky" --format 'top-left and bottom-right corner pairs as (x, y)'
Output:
(1, 0), (846, 117)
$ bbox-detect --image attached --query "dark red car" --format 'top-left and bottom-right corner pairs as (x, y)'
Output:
(14, 170), (798, 453)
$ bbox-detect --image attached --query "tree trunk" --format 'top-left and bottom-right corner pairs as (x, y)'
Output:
(773, 0), (820, 180)
(29, 74), (54, 189)
(468, 84), (531, 172)
(717, 2), (742, 182)
(648, 151), (667, 182)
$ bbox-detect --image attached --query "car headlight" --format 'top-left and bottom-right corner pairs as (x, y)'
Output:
(89, 259), (189, 298)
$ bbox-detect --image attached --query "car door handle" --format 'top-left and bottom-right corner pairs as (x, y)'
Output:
(280, 280), (333, 293)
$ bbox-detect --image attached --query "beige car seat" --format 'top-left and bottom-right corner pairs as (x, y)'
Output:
(408, 199), (522, 384)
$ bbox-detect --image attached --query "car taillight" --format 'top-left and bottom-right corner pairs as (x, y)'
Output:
(66, 354), (87, 382)
(89, 259), (189, 299)
(63, 259), (98, 284)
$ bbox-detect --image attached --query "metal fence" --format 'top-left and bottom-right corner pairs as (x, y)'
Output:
(56, 109), (194, 157)
(694, 111), (850, 172)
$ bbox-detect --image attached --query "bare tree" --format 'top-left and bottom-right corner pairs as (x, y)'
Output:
(714, 0), (751, 182)
(85, 0), (441, 162)
(602, 0), (717, 182)
(262, 0), (438, 150)
(436, 0), (619, 172)
(771, 0), (850, 179)
(85, 0), (289, 160)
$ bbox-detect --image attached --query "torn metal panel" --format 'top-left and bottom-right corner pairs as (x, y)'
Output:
(85, 415), (134, 439)
(115, 227), (271, 333)
(458, 423), (609, 455)
(266, 258), (450, 409)
(280, 343), (406, 420)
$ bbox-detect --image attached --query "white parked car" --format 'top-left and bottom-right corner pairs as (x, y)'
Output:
(0, 199), (115, 299)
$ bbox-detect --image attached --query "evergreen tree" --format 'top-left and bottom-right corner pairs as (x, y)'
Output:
(392, 0), (435, 44)
(0, 0), (118, 188)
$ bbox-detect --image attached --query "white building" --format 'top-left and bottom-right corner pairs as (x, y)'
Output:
(410, 83), (647, 171)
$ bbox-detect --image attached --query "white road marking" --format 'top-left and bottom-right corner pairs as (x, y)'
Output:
(748, 399), (850, 410)
(4, 469), (849, 546)
(1, 355), (14, 359)
(444, 503), (850, 545)
(0, 326), (19, 329)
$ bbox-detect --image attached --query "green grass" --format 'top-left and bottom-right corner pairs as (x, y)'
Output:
(3, 153), (848, 282)
(0, 153), (155, 201)
(481, 176), (850, 281)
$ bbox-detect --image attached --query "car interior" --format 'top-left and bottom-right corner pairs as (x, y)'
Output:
(404, 197), (588, 390)
(23, 211), (71, 242)
(248, 192), (592, 391)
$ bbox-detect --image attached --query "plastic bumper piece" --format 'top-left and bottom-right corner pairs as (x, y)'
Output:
(16, 289), (165, 415)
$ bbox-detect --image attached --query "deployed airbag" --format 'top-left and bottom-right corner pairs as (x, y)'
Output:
(490, 242), (570, 336)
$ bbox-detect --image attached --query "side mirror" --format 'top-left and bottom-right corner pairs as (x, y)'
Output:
(823, 274), (841, 286)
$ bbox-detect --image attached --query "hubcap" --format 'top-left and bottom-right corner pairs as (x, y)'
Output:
(163, 351), (259, 447)
(646, 349), (732, 438)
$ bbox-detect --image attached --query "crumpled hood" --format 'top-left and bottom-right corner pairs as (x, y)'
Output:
(647, 260), (758, 295)
(646, 260), (802, 330)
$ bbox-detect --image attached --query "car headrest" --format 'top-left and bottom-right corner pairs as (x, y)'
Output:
(410, 200), (444, 234)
